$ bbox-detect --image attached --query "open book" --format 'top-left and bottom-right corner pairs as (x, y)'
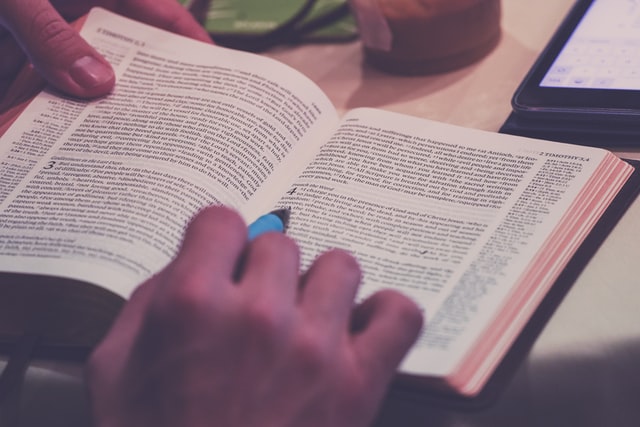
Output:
(0, 8), (637, 398)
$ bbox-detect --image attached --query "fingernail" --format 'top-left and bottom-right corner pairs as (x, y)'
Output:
(69, 56), (114, 89)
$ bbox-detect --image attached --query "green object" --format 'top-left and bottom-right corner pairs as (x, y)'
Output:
(201, 0), (357, 51)
(299, 0), (357, 42)
(206, 0), (305, 35)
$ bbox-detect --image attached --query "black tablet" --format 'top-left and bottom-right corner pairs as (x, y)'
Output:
(512, 0), (640, 123)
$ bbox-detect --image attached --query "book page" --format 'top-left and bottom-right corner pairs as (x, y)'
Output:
(0, 8), (338, 297)
(277, 107), (627, 378)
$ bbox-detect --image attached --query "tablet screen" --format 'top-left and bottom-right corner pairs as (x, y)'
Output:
(540, 0), (640, 90)
(512, 0), (640, 121)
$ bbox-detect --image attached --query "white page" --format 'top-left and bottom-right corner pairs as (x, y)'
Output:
(277, 108), (619, 377)
(0, 8), (338, 297)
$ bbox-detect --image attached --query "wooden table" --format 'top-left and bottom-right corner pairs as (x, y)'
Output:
(6, 1), (640, 426)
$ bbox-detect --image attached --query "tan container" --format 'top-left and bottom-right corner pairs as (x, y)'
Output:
(351, 0), (501, 75)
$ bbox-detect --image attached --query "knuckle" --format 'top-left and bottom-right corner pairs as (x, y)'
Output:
(152, 266), (213, 322)
(290, 331), (332, 375)
(226, 299), (293, 357)
(190, 205), (245, 232)
(167, 14), (190, 34)
(241, 300), (284, 336)
(326, 248), (361, 270)
(252, 232), (298, 255)
(183, 206), (246, 247)
(30, 9), (75, 46)
(381, 290), (424, 330)
(287, 335), (370, 408)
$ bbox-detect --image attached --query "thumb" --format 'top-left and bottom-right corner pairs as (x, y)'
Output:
(0, 0), (115, 98)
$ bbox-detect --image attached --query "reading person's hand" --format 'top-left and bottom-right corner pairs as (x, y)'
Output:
(86, 206), (423, 427)
(0, 0), (211, 100)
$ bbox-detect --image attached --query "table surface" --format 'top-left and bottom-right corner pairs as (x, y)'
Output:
(6, 1), (640, 426)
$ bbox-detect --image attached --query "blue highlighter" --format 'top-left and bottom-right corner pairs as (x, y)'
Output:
(247, 208), (290, 240)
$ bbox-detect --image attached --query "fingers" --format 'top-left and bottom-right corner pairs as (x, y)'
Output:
(351, 290), (423, 382)
(119, 0), (213, 43)
(0, 0), (212, 101)
(300, 249), (362, 334)
(239, 234), (300, 305)
(164, 206), (247, 297)
(88, 206), (247, 398)
(0, 0), (115, 98)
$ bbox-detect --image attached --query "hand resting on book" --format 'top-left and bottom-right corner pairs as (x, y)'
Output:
(0, 0), (212, 100)
(86, 206), (423, 427)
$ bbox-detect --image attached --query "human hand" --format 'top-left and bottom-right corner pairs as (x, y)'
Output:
(0, 0), (212, 100)
(86, 206), (423, 427)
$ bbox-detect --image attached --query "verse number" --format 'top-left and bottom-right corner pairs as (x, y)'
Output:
(43, 161), (56, 170)
(286, 187), (297, 196)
